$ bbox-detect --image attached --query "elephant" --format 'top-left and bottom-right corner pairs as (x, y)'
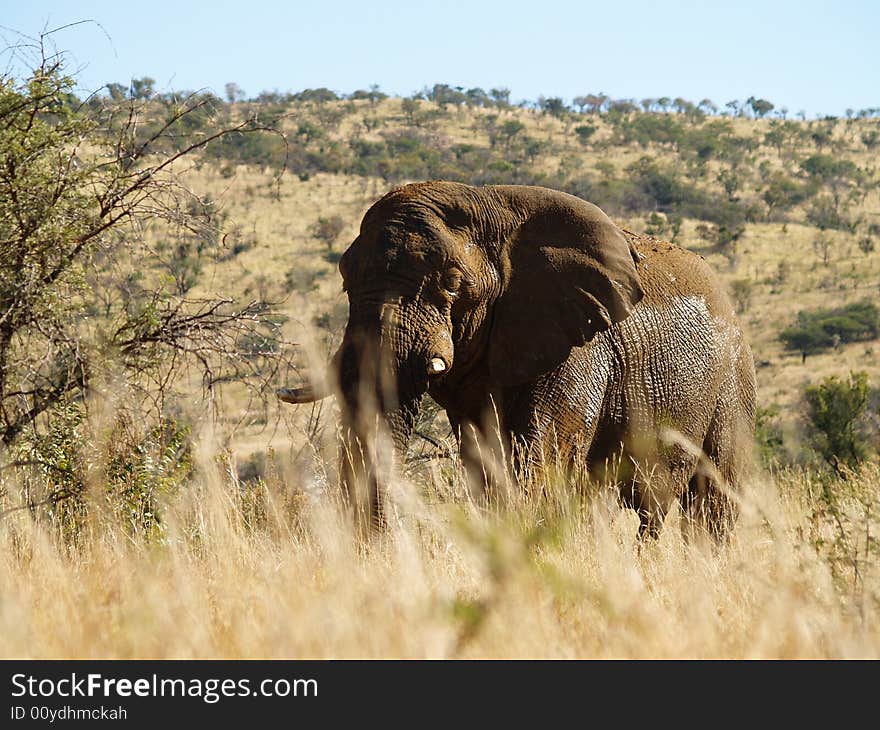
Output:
(279, 181), (756, 538)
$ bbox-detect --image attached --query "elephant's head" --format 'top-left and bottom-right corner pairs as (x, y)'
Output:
(280, 182), (643, 525)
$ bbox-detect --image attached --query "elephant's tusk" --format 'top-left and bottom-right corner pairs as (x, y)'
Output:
(428, 357), (447, 375)
(276, 383), (330, 404)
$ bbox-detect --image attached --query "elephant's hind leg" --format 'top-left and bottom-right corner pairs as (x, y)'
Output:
(625, 447), (698, 540)
(680, 411), (739, 541)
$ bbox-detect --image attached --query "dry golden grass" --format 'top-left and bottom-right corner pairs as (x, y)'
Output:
(1, 433), (878, 658)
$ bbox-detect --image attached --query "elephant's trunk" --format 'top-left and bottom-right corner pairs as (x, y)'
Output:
(278, 295), (445, 528)
(327, 301), (433, 528)
(338, 394), (419, 530)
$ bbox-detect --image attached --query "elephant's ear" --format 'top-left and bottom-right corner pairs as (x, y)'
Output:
(488, 197), (643, 386)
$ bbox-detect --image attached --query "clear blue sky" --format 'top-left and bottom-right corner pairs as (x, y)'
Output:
(2, 1), (878, 116)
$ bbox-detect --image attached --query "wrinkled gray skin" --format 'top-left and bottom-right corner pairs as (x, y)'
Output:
(280, 182), (756, 537)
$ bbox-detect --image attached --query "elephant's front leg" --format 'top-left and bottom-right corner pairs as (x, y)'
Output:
(449, 405), (514, 506)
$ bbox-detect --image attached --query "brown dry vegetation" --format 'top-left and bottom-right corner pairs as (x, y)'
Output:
(1, 91), (879, 658)
(1, 450), (878, 658)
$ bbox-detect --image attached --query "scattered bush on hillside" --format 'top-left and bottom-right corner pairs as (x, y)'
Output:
(425, 84), (470, 108)
(813, 233), (833, 266)
(747, 96), (775, 118)
(538, 96), (568, 118)
(763, 173), (814, 217)
(497, 120), (526, 148)
(614, 113), (685, 149)
(310, 215), (346, 251)
(574, 124), (597, 146)
(763, 121), (799, 154)
(679, 119), (734, 162)
(729, 279), (754, 313)
(284, 266), (326, 294)
(780, 301), (880, 360)
(139, 77), (874, 246)
(207, 127), (286, 168)
(293, 88), (340, 104)
(215, 224), (257, 260)
(401, 97), (421, 125)
(349, 86), (387, 104)
(806, 196), (854, 232)
(800, 154), (861, 188)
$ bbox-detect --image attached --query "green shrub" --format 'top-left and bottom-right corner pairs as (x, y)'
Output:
(105, 415), (193, 536)
(574, 124), (597, 146)
(616, 114), (684, 148)
(499, 120), (525, 145)
(800, 154), (860, 183)
(781, 300), (880, 359)
(208, 128), (285, 168)
(763, 173), (814, 216)
(11, 405), (193, 544)
(804, 371), (873, 468)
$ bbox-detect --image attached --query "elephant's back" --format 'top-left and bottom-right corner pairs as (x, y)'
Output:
(618, 231), (750, 376)
(623, 231), (736, 320)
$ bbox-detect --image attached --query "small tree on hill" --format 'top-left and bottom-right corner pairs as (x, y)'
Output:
(0, 42), (288, 449)
(310, 215), (346, 251)
(577, 94), (607, 114)
(807, 196), (851, 232)
(813, 233), (833, 266)
(224, 82), (245, 103)
(717, 168), (741, 200)
(747, 96), (774, 118)
(805, 372), (872, 469)
(780, 300), (880, 362)
(489, 88), (510, 108)
(729, 279), (753, 313)
(539, 97), (567, 118)
(499, 120), (525, 148)
(130, 76), (155, 100)
(853, 224), (879, 258)
(698, 98), (718, 115)
(401, 97), (421, 125)
(574, 124), (597, 146)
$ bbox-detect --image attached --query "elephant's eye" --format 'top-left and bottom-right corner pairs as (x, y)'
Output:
(441, 268), (463, 295)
